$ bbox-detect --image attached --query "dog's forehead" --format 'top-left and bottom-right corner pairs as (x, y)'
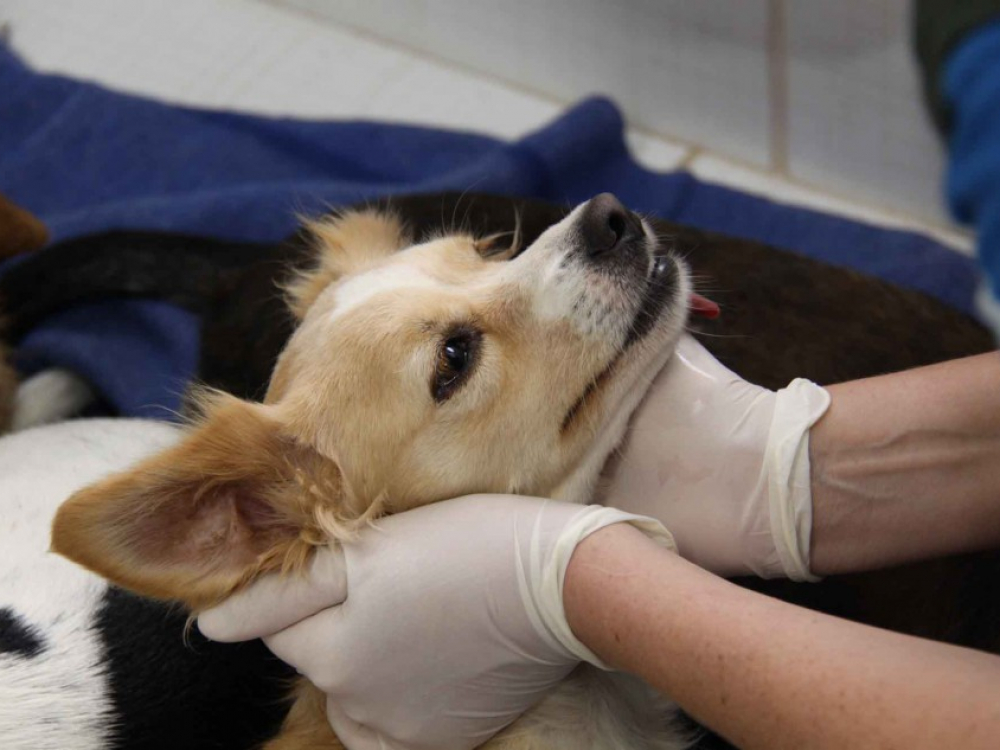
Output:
(327, 263), (440, 324)
(324, 235), (499, 324)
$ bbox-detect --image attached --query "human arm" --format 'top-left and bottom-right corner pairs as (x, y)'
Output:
(810, 350), (1000, 574)
(601, 2), (1000, 580)
(201, 494), (1000, 750)
(565, 522), (1000, 750)
(601, 334), (1000, 579)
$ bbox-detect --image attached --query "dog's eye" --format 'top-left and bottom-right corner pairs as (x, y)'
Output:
(432, 328), (481, 402)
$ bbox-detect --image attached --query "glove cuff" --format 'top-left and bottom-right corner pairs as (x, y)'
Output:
(519, 504), (676, 670)
(765, 379), (831, 582)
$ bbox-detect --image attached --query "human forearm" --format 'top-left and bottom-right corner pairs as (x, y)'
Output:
(565, 523), (1000, 750)
(809, 352), (1000, 575)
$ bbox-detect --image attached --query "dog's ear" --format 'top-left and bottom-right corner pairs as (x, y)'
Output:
(473, 211), (522, 262)
(51, 394), (354, 611)
(473, 233), (520, 262)
(286, 208), (410, 319)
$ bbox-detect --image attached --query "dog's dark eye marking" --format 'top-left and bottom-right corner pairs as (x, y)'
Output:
(0, 607), (46, 658)
(432, 326), (482, 402)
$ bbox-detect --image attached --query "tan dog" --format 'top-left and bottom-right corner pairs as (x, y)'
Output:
(53, 194), (693, 749)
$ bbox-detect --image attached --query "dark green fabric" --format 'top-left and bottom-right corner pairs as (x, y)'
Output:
(915, 0), (1000, 134)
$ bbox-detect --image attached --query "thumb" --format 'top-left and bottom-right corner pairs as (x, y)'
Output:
(198, 544), (348, 642)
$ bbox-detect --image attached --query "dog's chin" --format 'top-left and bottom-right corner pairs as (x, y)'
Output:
(560, 248), (688, 429)
(624, 250), (684, 350)
(604, 241), (689, 380)
(598, 248), (689, 424)
(551, 255), (688, 503)
(616, 252), (689, 383)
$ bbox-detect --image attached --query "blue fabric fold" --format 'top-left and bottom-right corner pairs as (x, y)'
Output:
(945, 17), (1000, 325)
(0, 45), (979, 418)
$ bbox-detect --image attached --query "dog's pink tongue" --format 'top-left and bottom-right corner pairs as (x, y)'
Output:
(689, 292), (720, 319)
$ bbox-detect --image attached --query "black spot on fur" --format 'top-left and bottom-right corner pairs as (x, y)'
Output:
(96, 587), (293, 750)
(0, 607), (45, 657)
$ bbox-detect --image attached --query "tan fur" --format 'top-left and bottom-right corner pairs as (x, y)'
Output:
(269, 226), (641, 510)
(53, 205), (690, 750)
(262, 682), (344, 750)
(52, 392), (392, 611)
(284, 209), (411, 320)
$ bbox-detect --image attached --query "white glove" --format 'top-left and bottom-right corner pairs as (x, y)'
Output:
(600, 334), (830, 580)
(199, 495), (673, 750)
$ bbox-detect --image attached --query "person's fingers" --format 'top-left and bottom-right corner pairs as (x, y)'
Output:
(198, 544), (347, 642)
(262, 604), (352, 686)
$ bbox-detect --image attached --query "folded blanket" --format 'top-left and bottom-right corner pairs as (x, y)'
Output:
(0, 45), (980, 417)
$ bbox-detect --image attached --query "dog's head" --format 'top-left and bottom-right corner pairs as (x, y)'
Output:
(52, 194), (691, 609)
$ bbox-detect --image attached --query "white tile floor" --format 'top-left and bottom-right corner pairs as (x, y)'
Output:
(786, 0), (952, 227)
(0, 0), (972, 253)
(689, 155), (973, 254)
(276, 0), (777, 168)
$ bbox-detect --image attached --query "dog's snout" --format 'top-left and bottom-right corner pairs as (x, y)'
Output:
(577, 193), (642, 259)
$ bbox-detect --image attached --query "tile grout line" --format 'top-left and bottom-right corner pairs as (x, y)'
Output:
(22, 0), (958, 244)
(257, 1), (574, 114)
(678, 148), (703, 170)
(256, 0), (698, 152)
(692, 155), (972, 248)
(257, 0), (967, 243)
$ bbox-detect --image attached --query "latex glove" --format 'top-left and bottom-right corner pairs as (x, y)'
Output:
(600, 334), (830, 580)
(198, 495), (673, 750)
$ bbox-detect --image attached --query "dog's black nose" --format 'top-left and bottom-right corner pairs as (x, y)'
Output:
(577, 193), (642, 259)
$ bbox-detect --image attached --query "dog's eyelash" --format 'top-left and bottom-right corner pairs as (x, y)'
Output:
(431, 327), (482, 403)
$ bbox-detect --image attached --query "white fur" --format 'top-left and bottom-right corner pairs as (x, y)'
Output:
(327, 263), (439, 324)
(495, 668), (692, 750)
(0, 419), (180, 750)
(517, 204), (641, 342)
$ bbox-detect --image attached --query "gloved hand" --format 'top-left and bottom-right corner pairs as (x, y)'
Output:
(198, 495), (673, 750)
(600, 334), (830, 580)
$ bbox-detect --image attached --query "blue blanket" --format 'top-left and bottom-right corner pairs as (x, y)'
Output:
(0, 45), (980, 417)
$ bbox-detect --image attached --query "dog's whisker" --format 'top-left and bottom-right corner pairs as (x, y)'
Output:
(684, 326), (745, 339)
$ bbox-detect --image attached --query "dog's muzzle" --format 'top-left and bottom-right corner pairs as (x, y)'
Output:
(573, 192), (719, 326)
